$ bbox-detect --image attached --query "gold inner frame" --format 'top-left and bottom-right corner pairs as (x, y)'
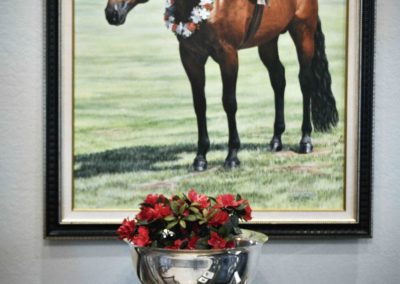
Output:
(60, 0), (361, 224)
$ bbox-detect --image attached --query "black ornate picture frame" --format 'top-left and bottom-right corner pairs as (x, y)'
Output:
(46, 0), (374, 239)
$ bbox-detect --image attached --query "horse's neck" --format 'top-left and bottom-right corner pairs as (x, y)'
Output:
(174, 0), (200, 22)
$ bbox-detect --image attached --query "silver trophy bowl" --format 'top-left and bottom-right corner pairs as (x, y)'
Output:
(129, 230), (268, 284)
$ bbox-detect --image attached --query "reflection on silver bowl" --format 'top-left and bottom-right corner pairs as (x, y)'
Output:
(129, 230), (268, 284)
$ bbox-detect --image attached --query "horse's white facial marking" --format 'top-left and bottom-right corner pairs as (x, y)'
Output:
(114, 3), (119, 11)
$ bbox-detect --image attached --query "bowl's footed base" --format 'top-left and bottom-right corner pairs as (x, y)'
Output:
(130, 230), (267, 284)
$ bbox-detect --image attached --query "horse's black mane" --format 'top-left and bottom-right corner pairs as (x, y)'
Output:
(174, 0), (200, 23)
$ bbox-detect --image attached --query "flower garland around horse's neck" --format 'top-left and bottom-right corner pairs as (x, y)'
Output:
(164, 0), (214, 38)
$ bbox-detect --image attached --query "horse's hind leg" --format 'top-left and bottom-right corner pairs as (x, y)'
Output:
(258, 38), (286, 152)
(289, 20), (317, 153)
(179, 43), (209, 171)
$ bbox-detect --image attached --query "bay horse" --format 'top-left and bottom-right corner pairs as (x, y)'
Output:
(105, 0), (338, 171)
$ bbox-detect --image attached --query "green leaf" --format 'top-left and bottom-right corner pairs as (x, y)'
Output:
(236, 203), (247, 211)
(164, 215), (176, 222)
(209, 196), (217, 203)
(189, 206), (200, 214)
(179, 203), (188, 215)
(166, 220), (178, 229)
(179, 239), (189, 249)
(233, 227), (242, 235)
(139, 202), (152, 208)
(236, 194), (242, 201)
(179, 220), (187, 228)
(178, 192), (188, 201)
(207, 210), (218, 220)
(184, 215), (197, 222)
(230, 214), (239, 227)
(170, 202), (179, 214)
(209, 226), (218, 232)
(196, 238), (209, 249)
(219, 220), (234, 237)
(202, 209), (208, 217)
(218, 226), (228, 236)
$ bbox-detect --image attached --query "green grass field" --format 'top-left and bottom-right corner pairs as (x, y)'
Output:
(73, 0), (347, 210)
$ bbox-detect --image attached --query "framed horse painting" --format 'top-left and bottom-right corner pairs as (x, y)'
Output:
(46, 0), (374, 238)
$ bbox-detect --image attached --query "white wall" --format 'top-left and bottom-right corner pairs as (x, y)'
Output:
(1, 0), (399, 283)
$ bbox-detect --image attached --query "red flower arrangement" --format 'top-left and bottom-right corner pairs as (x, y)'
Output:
(117, 189), (252, 250)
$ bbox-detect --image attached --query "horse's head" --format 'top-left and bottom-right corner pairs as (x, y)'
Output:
(105, 0), (148, 26)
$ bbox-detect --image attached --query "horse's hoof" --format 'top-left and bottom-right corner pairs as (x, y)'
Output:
(224, 157), (240, 169)
(193, 156), (207, 172)
(270, 137), (283, 152)
(299, 142), (313, 154)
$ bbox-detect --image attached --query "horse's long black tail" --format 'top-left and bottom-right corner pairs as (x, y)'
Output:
(311, 18), (339, 132)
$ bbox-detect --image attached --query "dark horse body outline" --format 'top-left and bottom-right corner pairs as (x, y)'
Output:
(105, 0), (338, 171)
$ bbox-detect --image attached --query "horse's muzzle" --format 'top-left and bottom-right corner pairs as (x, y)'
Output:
(105, 4), (128, 26)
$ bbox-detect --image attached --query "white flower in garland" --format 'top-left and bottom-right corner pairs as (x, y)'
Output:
(176, 22), (185, 35)
(200, 0), (213, 4)
(190, 7), (203, 24)
(164, 12), (174, 28)
(164, 0), (214, 38)
(190, 7), (210, 24)
(182, 26), (193, 38)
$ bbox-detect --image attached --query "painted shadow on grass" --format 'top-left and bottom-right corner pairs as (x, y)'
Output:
(74, 143), (277, 178)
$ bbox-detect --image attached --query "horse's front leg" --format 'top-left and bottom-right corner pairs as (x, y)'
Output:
(216, 46), (241, 169)
(179, 43), (209, 171)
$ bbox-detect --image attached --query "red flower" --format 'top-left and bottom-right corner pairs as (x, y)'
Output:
(225, 240), (235, 249)
(154, 203), (172, 219)
(133, 226), (151, 247)
(137, 203), (171, 222)
(165, 239), (188, 250)
(172, 24), (178, 33)
(188, 236), (200, 249)
(187, 22), (197, 32)
(216, 194), (244, 209)
(208, 209), (229, 226)
(243, 201), (252, 221)
(117, 218), (136, 241)
(204, 3), (213, 11)
(188, 188), (210, 209)
(136, 206), (154, 221)
(144, 194), (166, 205)
(208, 232), (227, 249)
